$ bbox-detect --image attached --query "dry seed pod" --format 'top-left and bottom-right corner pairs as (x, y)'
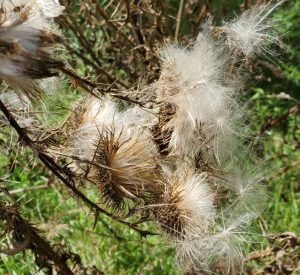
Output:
(0, 1), (64, 100)
(153, 166), (215, 239)
(154, 31), (237, 160)
(91, 128), (160, 210)
(68, 96), (160, 211)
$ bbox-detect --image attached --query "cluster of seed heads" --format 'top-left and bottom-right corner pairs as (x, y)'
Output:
(0, 0), (284, 273)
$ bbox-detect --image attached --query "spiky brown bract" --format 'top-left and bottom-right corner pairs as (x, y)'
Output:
(151, 102), (176, 155)
(68, 96), (160, 212)
(0, 0), (64, 100)
(153, 166), (215, 240)
(91, 128), (160, 211)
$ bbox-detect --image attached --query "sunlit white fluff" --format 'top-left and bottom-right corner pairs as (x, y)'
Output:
(158, 31), (230, 122)
(223, 1), (284, 57)
(64, 97), (104, 162)
(224, 162), (267, 217)
(167, 102), (248, 162)
(0, 0), (63, 100)
(203, 103), (251, 163)
(155, 3), (283, 158)
(68, 96), (160, 210)
(168, 166), (215, 223)
(0, 0), (64, 18)
(156, 30), (237, 157)
(166, 110), (199, 156)
(201, 213), (256, 274)
(35, 0), (65, 18)
(176, 212), (256, 273)
(71, 96), (157, 162)
(154, 165), (215, 239)
(124, 105), (158, 130)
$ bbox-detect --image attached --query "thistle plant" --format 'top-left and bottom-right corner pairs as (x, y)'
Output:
(0, 0), (286, 274)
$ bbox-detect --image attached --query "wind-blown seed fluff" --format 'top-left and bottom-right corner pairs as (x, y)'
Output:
(182, 212), (256, 274)
(68, 96), (160, 211)
(153, 166), (215, 239)
(223, 1), (284, 57)
(3, 1), (281, 273)
(154, 30), (240, 160)
(151, 2), (283, 272)
(0, 0), (64, 100)
(224, 160), (267, 217)
(0, 0), (64, 18)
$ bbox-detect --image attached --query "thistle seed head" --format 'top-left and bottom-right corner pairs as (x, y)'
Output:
(0, 0), (64, 100)
(153, 166), (215, 239)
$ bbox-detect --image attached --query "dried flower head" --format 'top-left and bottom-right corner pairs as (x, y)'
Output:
(0, 0), (64, 100)
(153, 166), (215, 239)
(154, 30), (238, 158)
(69, 96), (160, 211)
(91, 128), (160, 210)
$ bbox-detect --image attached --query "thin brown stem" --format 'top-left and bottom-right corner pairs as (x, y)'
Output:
(175, 0), (185, 42)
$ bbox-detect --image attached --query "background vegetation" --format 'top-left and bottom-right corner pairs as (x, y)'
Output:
(0, 0), (299, 274)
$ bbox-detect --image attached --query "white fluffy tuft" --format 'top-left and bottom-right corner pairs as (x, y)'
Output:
(225, 162), (267, 217)
(172, 167), (215, 223)
(156, 29), (239, 158)
(154, 165), (216, 242)
(0, 0), (64, 18)
(70, 96), (157, 171)
(176, 212), (256, 273)
(0, 0), (64, 100)
(223, 1), (284, 57)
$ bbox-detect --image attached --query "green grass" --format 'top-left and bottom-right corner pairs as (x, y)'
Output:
(0, 180), (178, 274)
